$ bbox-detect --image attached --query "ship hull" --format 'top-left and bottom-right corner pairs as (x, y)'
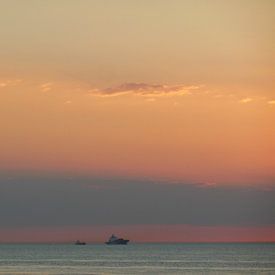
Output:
(75, 241), (86, 245)
(105, 239), (129, 245)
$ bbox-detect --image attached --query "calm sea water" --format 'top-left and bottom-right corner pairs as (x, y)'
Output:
(0, 243), (274, 274)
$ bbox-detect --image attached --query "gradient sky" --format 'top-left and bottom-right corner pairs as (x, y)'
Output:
(0, 0), (274, 242)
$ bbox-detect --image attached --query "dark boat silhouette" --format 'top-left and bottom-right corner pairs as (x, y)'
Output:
(105, 234), (129, 245)
(75, 240), (86, 245)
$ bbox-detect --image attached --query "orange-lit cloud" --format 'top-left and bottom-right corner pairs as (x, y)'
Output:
(40, 82), (53, 92)
(0, 82), (7, 87)
(89, 83), (201, 97)
(0, 78), (22, 88)
(239, 97), (253, 103)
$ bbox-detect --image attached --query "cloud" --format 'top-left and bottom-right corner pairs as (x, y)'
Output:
(268, 100), (275, 105)
(196, 181), (217, 188)
(146, 98), (156, 102)
(0, 173), (274, 228)
(0, 79), (22, 88)
(0, 82), (8, 88)
(89, 83), (201, 97)
(239, 97), (253, 103)
(40, 82), (53, 92)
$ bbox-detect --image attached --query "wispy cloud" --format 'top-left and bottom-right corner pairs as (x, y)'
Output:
(268, 100), (275, 105)
(0, 79), (22, 88)
(196, 181), (217, 188)
(239, 97), (253, 104)
(0, 82), (8, 88)
(40, 82), (53, 92)
(89, 83), (201, 97)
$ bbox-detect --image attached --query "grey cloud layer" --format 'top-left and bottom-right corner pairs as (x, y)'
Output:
(0, 173), (274, 228)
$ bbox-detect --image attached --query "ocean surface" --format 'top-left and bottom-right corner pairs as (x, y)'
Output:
(0, 243), (274, 274)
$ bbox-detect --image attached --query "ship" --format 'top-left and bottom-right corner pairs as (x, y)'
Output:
(105, 234), (129, 245)
(75, 240), (86, 245)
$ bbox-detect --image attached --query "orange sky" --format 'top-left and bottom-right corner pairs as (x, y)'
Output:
(0, 77), (274, 185)
(0, 0), (274, 242)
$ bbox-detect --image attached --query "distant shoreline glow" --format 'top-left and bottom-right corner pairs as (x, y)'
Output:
(1, 225), (275, 243)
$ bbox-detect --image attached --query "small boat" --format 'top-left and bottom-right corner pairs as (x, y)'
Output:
(75, 240), (86, 245)
(105, 234), (129, 245)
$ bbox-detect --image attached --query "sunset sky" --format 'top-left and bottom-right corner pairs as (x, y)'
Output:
(0, 0), (274, 242)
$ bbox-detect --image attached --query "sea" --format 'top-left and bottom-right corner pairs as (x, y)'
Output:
(0, 243), (274, 274)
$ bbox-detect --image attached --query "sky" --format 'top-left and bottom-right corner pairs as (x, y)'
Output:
(0, 0), (274, 242)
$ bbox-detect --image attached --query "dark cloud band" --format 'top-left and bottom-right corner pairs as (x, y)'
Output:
(0, 173), (274, 228)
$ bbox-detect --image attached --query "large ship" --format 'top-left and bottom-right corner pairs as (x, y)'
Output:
(105, 234), (129, 245)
